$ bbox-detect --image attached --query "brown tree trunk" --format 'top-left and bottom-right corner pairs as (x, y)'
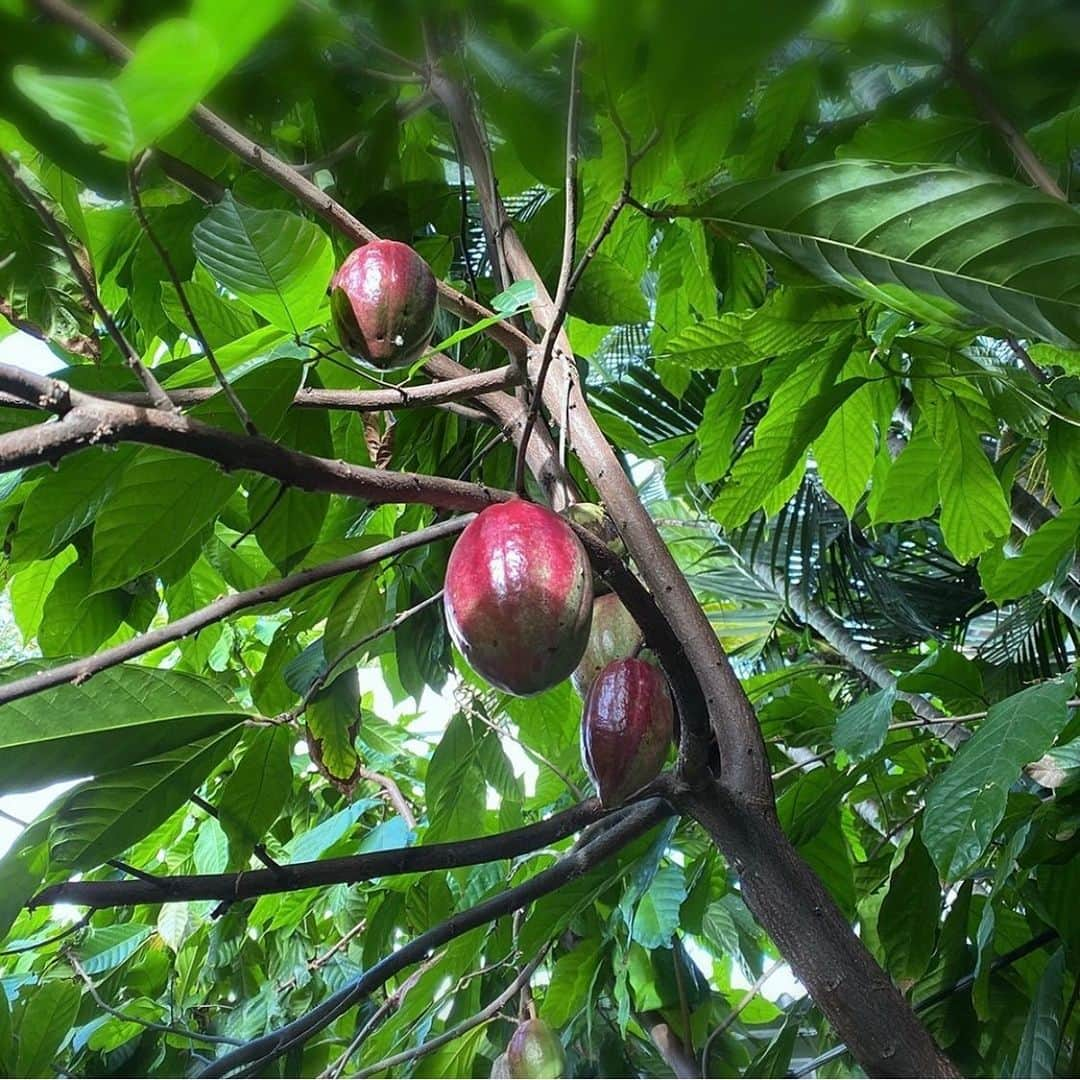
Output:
(680, 783), (961, 1079)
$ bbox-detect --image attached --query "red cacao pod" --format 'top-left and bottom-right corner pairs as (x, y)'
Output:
(330, 239), (437, 368)
(443, 500), (593, 696)
(582, 658), (674, 807)
(506, 1019), (566, 1079)
(570, 593), (644, 699)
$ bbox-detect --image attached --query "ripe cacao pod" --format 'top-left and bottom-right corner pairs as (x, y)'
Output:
(570, 593), (644, 699)
(444, 500), (593, 696)
(506, 1018), (566, 1079)
(330, 239), (437, 368)
(582, 658), (674, 807)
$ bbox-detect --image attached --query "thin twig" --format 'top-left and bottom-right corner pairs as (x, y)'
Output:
(514, 36), (582, 495)
(358, 768), (416, 830)
(352, 941), (554, 1077)
(68, 950), (245, 1048)
(0, 912), (92, 956)
(231, 484), (288, 548)
(189, 794), (282, 871)
(0, 151), (175, 411)
(1006, 336), (1051, 385)
(700, 957), (784, 1073)
(129, 155), (256, 432)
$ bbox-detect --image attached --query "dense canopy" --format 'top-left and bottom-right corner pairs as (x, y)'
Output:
(0, 0), (1078, 1078)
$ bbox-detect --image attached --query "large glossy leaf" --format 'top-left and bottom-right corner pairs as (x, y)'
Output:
(193, 194), (333, 333)
(980, 505), (1080, 603)
(14, 980), (81, 1078)
(924, 675), (1076, 881)
(679, 161), (1080, 347)
(0, 665), (249, 794)
(833, 689), (896, 761)
(877, 831), (939, 982)
(49, 728), (241, 870)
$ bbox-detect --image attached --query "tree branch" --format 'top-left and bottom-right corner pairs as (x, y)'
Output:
(351, 941), (552, 1078)
(947, 27), (1066, 200)
(0, 517), (469, 708)
(129, 154), (256, 434)
(68, 951), (245, 1048)
(0, 365), (520, 416)
(514, 36), (581, 495)
(357, 767), (416, 830)
(31, 795), (618, 909)
(0, 152), (174, 411)
(428, 63), (761, 798)
(196, 797), (671, 1077)
(0, 366), (510, 512)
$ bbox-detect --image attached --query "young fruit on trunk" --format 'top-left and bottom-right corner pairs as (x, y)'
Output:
(330, 239), (437, 368)
(443, 500), (593, 696)
(582, 658), (674, 807)
(506, 1019), (566, 1079)
(490, 1052), (513, 1078)
(570, 593), (645, 699)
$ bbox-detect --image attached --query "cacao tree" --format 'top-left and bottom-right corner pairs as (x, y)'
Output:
(0, 0), (1077, 1077)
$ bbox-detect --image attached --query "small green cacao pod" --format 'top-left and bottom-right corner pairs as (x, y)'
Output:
(506, 1018), (566, 1079)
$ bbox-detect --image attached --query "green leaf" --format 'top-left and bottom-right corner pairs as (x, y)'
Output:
(927, 394), (1011, 563)
(305, 668), (360, 783)
(14, 980), (81, 1078)
(833, 689), (896, 762)
(657, 315), (756, 370)
(9, 545), (77, 643)
(541, 941), (603, 1028)
(193, 194), (333, 333)
(924, 675), (1076, 881)
(1047, 419), (1080, 505)
(979, 505), (1080, 603)
(838, 116), (985, 164)
(877, 831), (939, 982)
(11, 448), (135, 564)
(190, 0), (293, 82)
(49, 729), (241, 870)
(424, 714), (484, 844)
(113, 19), (220, 151)
(285, 797), (379, 862)
(324, 570), (383, 663)
(711, 344), (861, 527)
(0, 665), (248, 795)
(813, 352), (878, 516)
(37, 557), (128, 659)
(160, 279), (259, 348)
(14, 69), (133, 158)
(679, 161), (1080, 347)
(630, 862), (686, 950)
(0, 165), (87, 343)
(570, 254), (649, 325)
(75, 923), (153, 975)
(868, 420), (940, 525)
(218, 725), (293, 867)
(729, 58), (816, 179)
(91, 450), (237, 591)
(1012, 947), (1066, 1078)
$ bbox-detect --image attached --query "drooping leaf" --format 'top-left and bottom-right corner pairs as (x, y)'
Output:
(679, 161), (1080, 347)
(924, 675), (1076, 881)
(1011, 947), (1066, 1078)
(833, 689), (896, 762)
(980, 505), (1080, 603)
(218, 725), (293, 867)
(14, 980), (81, 1079)
(0, 665), (248, 794)
(49, 728), (241, 871)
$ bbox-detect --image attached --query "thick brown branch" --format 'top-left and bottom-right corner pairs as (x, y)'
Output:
(32, 796), (616, 910)
(0, 365), (519, 415)
(195, 797), (671, 1078)
(0, 518), (468, 709)
(675, 782), (960, 1078)
(0, 367), (510, 510)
